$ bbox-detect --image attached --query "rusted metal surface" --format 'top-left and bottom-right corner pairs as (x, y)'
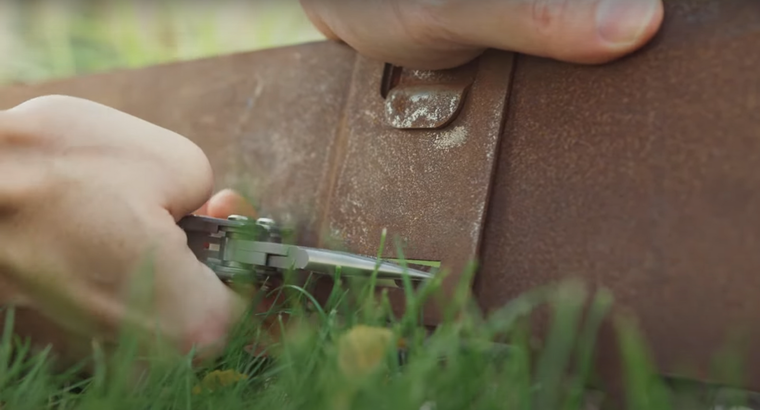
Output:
(316, 51), (514, 322)
(382, 63), (475, 129)
(384, 84), (468, 129)
(0, 42), (514, 324)
(2, 0), (760, 394)
(0, 42), (355, 245)
(475, 0), (760, 392)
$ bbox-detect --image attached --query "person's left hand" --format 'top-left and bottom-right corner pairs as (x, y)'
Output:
(300, 0), (664, 69)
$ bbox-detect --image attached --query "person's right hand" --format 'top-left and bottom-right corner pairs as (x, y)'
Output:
(300, 0), (664, 70)
(0, 95), (253, 369)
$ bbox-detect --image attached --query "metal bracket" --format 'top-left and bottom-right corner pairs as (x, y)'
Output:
(380, 63), (475, 130)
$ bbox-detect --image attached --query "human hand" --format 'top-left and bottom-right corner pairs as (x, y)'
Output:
(0, 95), (269, 368)
(300, 0), (664, 69)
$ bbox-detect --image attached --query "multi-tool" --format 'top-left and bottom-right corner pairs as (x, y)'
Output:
(178, 214), (434, 286)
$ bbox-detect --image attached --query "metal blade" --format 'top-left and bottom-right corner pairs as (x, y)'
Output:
(267, 245), (434, 281)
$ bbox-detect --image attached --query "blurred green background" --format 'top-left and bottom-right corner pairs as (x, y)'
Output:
(0, 0), (326, 85)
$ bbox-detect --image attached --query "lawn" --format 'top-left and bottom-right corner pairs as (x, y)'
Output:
(0, 266), (655, 410)
(0, 1), (756, 409)
(0, 260), (749, 410)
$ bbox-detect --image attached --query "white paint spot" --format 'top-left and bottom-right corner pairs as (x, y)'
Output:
(433, 125), (468, 150)
(386, 88), (460, 129)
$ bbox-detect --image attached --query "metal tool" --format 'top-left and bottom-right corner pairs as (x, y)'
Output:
(179, 214), (435, 284)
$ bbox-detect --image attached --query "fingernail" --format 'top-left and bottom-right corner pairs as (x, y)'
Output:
(596, 0), (659, 45)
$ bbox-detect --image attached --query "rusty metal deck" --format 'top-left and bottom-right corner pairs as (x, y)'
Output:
(2, 0), (760, 393)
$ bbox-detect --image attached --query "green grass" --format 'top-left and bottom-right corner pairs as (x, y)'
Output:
(0, 258), (754, 410)
(1, 265), (592, 410)
(2, 2), (758, 409)
(0, 0), (324, 85)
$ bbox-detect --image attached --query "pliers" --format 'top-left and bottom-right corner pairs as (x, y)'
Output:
(178, 214), (434, 285)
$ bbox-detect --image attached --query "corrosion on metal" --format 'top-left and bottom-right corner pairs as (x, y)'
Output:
(381, 63), (476, 130)
(474, 0), (760, 395)
(314, 50), (514, 323)
(0, 41), (357, 248)
(0, 41), (514, 326)
(2, 0), (760, 396)
(384, 84), (470, 129)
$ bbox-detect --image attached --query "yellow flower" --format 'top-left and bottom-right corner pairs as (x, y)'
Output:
(192, 369), (248, 395)
(337, 325), (396, 378)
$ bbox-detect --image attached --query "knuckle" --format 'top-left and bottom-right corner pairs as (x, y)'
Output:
(9, 94), (82, 118)
(529, 0), (571, 38)
(170, 139), (214, 204)
(6, 95), (104, 142)
(0, 163), (55, 212)
(0, 102), (61, 212)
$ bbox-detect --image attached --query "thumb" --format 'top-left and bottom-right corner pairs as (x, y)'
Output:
(196, 188), (258, 220)
(301, 0), (664, 69)
(433, 0), (664, 64)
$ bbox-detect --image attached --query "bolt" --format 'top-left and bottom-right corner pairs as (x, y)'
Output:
(256, 218), (276, 228)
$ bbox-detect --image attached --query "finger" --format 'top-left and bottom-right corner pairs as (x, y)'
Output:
(193, 201), (209, 216)
(197, 189), (258, 220)
(300, 0), (664, 69)
(300, 0), (485, 70)
(179, 191), (285, 360)
(299, 0), (341, 41)
(149, 217), (249, 362)
(6, 95), (216, 219)
(187, 190), (284, 356)
(190, 189), (277, 317)
(430, 0), (665, 65)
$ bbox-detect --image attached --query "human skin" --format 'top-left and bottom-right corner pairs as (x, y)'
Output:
(0, 0), (664, 368)
(0, 96), (264, 369)
(299, 0), (664, 70)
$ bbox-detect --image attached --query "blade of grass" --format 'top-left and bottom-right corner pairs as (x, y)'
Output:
(563, 287), (614, 410)
(533, 280), (588, 410)
(616, 314), (673, 410)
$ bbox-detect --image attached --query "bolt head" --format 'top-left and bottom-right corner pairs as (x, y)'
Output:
(256, 217), (276, 227)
